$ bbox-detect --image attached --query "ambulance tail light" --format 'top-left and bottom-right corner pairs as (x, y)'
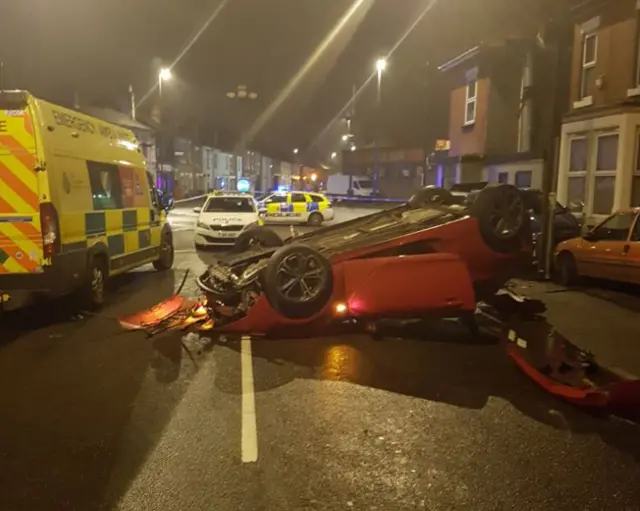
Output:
(40, 202), (61, 257)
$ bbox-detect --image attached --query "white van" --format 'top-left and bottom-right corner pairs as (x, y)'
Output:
(326, 174), (373, 197)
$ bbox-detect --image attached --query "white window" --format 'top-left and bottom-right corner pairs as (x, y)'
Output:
(464, 80), (477, 125)
(580, 33), (597, 100)
(567, 137), (588, 210)
(592, 133), (618, 214)
(632, 130), (640, 207)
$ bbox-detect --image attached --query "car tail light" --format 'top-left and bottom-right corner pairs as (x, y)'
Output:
(40, 202), (60, 257)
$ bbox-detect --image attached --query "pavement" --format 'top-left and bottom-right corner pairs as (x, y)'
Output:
(1, 205), (640, 511)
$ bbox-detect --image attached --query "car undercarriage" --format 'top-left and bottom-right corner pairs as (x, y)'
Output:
(117, 185), (640, 423)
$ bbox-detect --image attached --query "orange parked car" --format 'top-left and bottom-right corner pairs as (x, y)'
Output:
(554, 208), (640, 286)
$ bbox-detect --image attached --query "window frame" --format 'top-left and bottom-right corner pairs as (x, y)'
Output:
(264, 194), (286, 204)
(464, 79), (477, 125)
(580, 32), (597, 100)
(87, 161), (124, 211)
(566, 136), (589, 211)
(635, 9), (640, 88)
(591, 132), (619, 215)
(289, 192), (307, 204)
(514, 170), (532, 189)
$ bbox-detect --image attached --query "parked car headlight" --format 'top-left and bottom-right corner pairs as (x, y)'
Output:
(196, 221), (210, 229)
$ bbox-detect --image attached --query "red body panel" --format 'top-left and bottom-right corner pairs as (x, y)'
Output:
(343, 253), (476, 317)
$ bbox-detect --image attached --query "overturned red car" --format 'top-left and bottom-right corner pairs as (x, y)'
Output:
(189, 183), (531, 337)
(120, 184), (640, 422)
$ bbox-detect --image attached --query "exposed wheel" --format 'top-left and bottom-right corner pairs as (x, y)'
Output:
(307, 212), (323, 226)
(82, 255), (108, 310)
(154, 231), (174, 271)
(555, 251), (579, 286)
(470, 184), (527, 253)
(408, 186), (454, 209)
(233, 226), (284, 253)
(262, 244), (333, 319)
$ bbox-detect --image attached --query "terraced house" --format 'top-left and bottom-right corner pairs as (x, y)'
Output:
(557, 0), (640, 224)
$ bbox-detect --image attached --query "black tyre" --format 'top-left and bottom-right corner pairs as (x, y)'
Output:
(154, 231), (174, 271)
(307, 212), (323, 227)
(262, 244), (333, 319)
(82, 255), (108, 310)
(470, 184), (528, 253)
(408, 186), (454, 209)
(555, 251), (579, 286)
(233, 226), (284, 253)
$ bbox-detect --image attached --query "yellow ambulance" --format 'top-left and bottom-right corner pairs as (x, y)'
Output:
(0, 90), (174, 310)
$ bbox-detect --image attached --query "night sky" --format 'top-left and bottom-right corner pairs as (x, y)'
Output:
(0, 0), (559, 160)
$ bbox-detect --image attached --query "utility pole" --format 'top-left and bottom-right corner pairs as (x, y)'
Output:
(129, 85), (136, 120)
(538, 13), (571, 278)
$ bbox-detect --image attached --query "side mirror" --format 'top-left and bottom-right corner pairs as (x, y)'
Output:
(193, 207), (202, 214)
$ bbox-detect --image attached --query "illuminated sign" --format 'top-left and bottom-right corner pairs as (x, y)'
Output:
(237, 179), (250, 192)
(435, 139), (451, 151)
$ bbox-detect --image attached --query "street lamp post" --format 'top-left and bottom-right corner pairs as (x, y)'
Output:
(157, 67), (172, 193)
(158, 67), (172, 100)
(373, 57), (386, 195)
(226, 85), (259, 189)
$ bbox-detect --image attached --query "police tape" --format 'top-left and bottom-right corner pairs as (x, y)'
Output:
(173, 193), (407, 205)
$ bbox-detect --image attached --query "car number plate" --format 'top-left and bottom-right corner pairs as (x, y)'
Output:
(217, 231), (237, 238)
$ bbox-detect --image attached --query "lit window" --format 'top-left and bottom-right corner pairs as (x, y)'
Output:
(464, 80), (477, 125)
(580, 33), (597, 100)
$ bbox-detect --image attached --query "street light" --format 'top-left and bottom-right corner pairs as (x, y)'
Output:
(158, 67), (172, 99)
(226, 84), (258, 100)
(350, 145), (357, 152)
(373, 57), (387, 195)
(331, 151), (337, 159)
(341, 134), (349, 142)
(293, 148), (299, 155)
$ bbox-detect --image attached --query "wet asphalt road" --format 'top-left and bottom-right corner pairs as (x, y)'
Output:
(0, 207), (639, 510)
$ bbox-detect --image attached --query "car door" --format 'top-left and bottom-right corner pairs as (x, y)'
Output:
(262, 194), (287, 223)
(289, 192), (308, 223)
(577, 211), (636, 281)
(623, 211), (640, 284)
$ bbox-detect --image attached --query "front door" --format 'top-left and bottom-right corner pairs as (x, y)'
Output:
(577, 211), (636, 281)
(263, 194), (287, 223)
(289, 192), (308, 223)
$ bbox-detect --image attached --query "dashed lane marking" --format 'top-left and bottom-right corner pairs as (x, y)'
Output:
(241, 335), (258, 463)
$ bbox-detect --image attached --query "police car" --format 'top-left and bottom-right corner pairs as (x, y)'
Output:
(258, 191), (335, 226)
(193, 192), (262, 248)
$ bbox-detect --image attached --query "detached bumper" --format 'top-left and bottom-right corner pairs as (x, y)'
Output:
(323, 208), (335, 221)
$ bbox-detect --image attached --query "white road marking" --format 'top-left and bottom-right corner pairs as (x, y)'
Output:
(241, 335), (258, 463)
